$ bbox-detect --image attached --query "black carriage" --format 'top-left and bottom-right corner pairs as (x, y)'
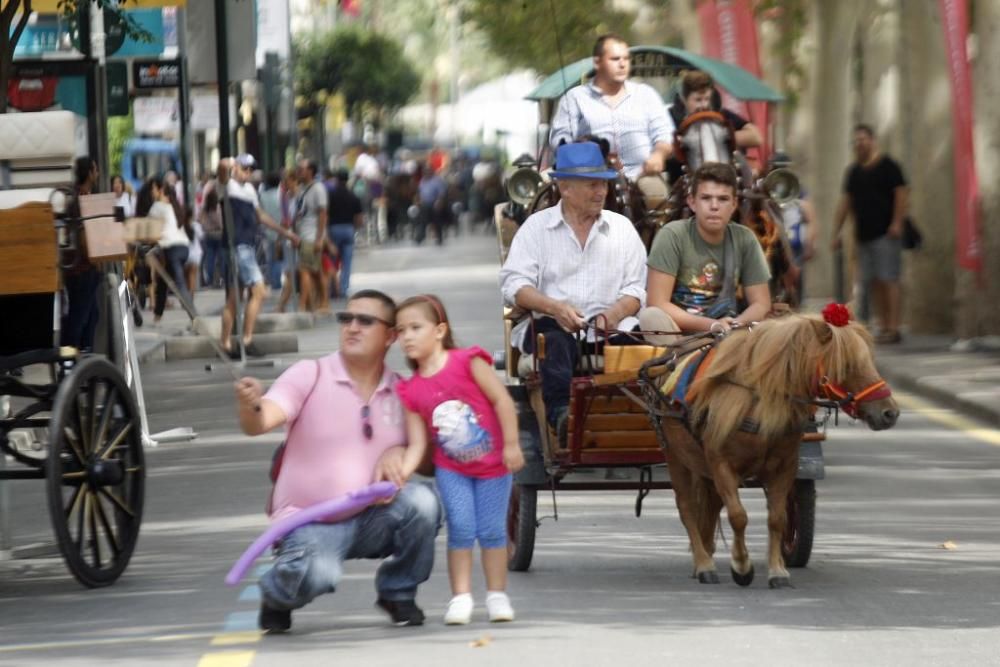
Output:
(0, 194), (145, 588)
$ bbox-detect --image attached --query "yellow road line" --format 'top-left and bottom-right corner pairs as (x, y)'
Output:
(0, 632), (214, 653)
(197, 651), (256, 667)
(896, 392), (1000, 446)
(210, 631), (262, 647)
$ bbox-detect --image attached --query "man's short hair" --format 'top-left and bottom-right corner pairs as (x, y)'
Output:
(348, 289), (397, 324)
(690, 162), (738, 197)
(301, 159), (319, 178)
(853, 123), (875, 138)
(74, 156), (95, 187)
(681, 70), (714, 98)
(593, 33), (627, 58)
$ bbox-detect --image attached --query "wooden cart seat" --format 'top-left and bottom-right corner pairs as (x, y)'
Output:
(568, 382), (661, 453)
(0, 202), (58, 296)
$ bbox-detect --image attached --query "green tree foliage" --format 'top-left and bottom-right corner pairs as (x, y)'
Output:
(464, 0), (637, 74)
(106, 110), (134, 178)
(295, 27), (420, 120)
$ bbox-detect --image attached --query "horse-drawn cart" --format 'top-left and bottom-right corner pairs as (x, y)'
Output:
(494, 46), (828, 579)
(0, 112), (145, 588)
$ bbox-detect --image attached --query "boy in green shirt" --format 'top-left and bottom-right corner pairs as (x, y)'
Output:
(642, 163), (771, 343)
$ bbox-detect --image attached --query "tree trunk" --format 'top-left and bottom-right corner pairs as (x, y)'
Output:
(667, 0), (702, 54)
(897, 0), (955, 334)
(806, 0), (862, 302)
(971, 0), (1000, 335)
(859, 3), (901, 152)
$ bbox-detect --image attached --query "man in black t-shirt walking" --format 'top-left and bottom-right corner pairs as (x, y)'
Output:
(325, 169), (364, 298)
(832, 124), (908, 344)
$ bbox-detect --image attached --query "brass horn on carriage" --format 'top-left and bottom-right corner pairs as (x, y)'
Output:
(506, 167), (545, 206)
(761, 168), (801, 204)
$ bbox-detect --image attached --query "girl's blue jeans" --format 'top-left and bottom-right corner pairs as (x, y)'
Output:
(435, 467), (512, 550)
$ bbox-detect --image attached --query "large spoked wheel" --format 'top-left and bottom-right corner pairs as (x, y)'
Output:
(46, 356), (145, 587)
(781, 479), (816, 568)
(507, 484), (537, 572)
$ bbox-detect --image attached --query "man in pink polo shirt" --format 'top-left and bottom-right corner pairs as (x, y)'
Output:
(235, 289), (441, 634)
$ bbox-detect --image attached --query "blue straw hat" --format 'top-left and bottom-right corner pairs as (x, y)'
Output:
(550, 142), (617, 180)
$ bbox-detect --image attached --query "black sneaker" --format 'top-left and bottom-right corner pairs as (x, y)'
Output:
(376, 598), (425, 626)
(259, 603), (292, 634)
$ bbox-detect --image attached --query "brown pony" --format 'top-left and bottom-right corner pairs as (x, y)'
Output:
(658, 314), (898, 588)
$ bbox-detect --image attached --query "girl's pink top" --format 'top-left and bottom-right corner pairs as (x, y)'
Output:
(396, 347), (507, 479)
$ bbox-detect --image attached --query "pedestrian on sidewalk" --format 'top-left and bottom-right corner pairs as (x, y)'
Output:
(277, 168), (299, 313)
(218, 154), (298, 358)
(832, 124), (908, 344)
(234, 289), (442, 634)
(326, 168), (363, 299)
(136, 175), (191, 326)
(393, 294), (525, 625)
(293, 159), (328, 314)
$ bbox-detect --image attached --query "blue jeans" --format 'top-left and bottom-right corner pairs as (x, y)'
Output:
(259, 482), (442, 611)
(153, 245), (191, 317)
(436, 468), (512, 550)
(61, 267), (102, 351)
(202, 236), (224, 286)
(263, 237), (283, 289)
(329, 223), (356, 296)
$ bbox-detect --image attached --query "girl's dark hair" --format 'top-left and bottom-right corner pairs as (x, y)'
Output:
(164, 184), (186, 233)
(135, 175), (163, 217)
(110, 174), (125, 189)
(182, 205), (195, 241)
(396, 294), (456, 370)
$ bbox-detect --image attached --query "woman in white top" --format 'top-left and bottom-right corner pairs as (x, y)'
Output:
(111, 174), (135, 218)
(137, 175), (193, 323)
(185, 207), (205, 294)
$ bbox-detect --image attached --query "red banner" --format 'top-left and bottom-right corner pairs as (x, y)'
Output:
(696, 0), (769, 164)
(938, 0), (981, 272)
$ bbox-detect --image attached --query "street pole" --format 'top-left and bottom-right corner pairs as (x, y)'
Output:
(177, 8), (192, 206)
(214, 0), (231, 157)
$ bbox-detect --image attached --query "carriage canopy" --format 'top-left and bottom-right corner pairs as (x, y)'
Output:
(525, 45), (783, 103)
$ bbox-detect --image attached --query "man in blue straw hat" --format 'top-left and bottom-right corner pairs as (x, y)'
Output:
(499, 141), (648, 442)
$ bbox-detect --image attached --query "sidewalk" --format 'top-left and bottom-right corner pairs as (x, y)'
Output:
(874, 334), (1000, 427)
(133, 287), (228, 363)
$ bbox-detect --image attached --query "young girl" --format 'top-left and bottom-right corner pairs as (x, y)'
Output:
(394, 295), (525, 625)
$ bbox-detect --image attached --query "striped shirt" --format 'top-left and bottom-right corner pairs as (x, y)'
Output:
(549, 81), (675, 180)
(499, 202), (648, 349)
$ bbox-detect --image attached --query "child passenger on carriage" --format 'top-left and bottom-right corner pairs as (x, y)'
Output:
(640, 162), (771, 344)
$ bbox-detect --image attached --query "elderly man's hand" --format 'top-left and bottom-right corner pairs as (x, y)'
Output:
(551, 301), (586, 333)
(592, 309), (623, 332)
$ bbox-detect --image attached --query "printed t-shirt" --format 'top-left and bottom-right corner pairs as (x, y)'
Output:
(647, 217), (770, 314)
(396, 347), (507, 479)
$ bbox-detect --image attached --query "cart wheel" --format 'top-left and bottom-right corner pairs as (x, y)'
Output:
(46, 356), (145, 587)
(507, 484), (537, 572)
(781, 479), (815, 568)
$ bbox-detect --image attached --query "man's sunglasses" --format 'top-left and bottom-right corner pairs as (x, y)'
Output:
(335, 311), (393, 328)
(361, 405), (373, 440)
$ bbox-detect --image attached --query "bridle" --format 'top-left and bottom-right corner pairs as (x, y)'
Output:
(814, 361), (892, 418)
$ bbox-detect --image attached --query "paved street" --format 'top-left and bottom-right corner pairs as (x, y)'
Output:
(1, 231), (999, 666)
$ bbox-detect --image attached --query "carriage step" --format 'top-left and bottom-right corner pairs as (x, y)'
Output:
(163, 333), (298, 361)
(580, 431), (660, 449)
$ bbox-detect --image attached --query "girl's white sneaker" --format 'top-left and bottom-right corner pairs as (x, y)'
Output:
(486, 591), (515, 622)
(444, 594), (473, 625)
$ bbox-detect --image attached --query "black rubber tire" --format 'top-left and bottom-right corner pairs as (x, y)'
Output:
(781, 479), (816, 568)
(507, 484), (537, 572)
(46, 356), (145, 587)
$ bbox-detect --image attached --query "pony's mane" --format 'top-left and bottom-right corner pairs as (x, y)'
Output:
(689, 315), (876, 447)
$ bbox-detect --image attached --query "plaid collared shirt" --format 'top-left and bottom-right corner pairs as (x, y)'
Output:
(499, 202), (648, 350)
(549, 81), (675, 180)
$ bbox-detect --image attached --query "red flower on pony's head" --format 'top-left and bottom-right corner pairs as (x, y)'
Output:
(822, 302), (852, 327)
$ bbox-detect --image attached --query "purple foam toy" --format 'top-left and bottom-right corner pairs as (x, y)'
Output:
(225, 481), (399, 586)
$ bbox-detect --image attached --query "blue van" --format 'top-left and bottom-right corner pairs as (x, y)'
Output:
(121, 138), (180, 192)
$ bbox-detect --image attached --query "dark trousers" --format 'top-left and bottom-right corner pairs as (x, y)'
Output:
(61, 267), (102, 351)
(153, 245), (191, 317)
(202, 236), (224, 286)
(523, 316), (640, 425)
